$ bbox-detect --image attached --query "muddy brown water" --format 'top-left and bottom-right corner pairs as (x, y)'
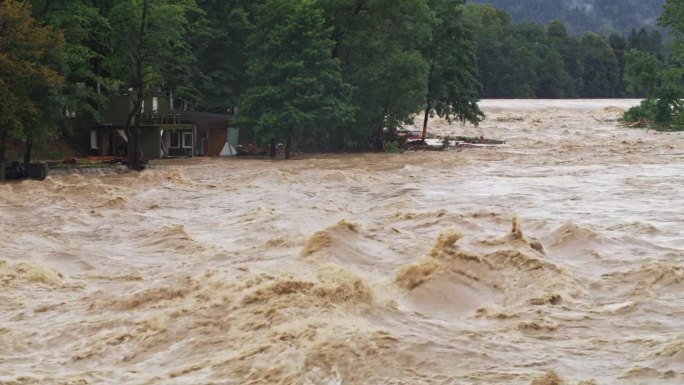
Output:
(2, 100), (683, 384)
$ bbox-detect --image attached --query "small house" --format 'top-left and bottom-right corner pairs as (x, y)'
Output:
(90, 93), (237, 159)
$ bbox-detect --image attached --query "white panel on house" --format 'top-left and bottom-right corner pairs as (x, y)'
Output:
(152, 97), (158, 113)
(228, 127), (239, 149)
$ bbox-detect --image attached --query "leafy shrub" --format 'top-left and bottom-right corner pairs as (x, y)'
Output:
(384, 141), (400, 153)
(623, 99), (656, 123)
(623, 91), (684, 130)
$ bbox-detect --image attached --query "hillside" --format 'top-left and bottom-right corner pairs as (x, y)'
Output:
(468, 0), (666, 35)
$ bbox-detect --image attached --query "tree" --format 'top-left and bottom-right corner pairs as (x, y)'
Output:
(537, 48), (571, 98)
(463, 3), (507, 98)
(661, 0), (684, 35)
(608, 33), (628, 96)
(238, 0), (354, 159)
(500, 23), (546, 97)
(622, 0), (684, 129)
(546, 19), (568, 39)
(195, 0), (251, 112)
(421, 0), (483, 142)
(0, 0), (64, 179)
(578, 32), (619, 97)
(31, 0), (111, 127)
(624, 50), (664, 97)
(627, 28), (665, 59)
(547, 20), (582, 97)
(318, 0), (432, 149)
(105, 0), (204, 170)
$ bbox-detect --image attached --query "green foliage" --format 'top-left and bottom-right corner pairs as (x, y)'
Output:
(31, 0), (110, 123)
(578, 32), (620, 97)
(238, 0), (354, 157)
(103, 0), (205, 169)
(537, 48), (572, 98)
(384, 141), (400, 153)
(8, 0), (679, 167)
(195, 0), (251, 111)
(0, 0), (65, 171)
(622, 0), (684, 131)
(424, 0), (483, 126)
(623, 99), (657, 123)
(660, 0), (684, 36)
(624, 50), (663, 96)
(318, 0), (432, 148)
(106, 0), (204, 103)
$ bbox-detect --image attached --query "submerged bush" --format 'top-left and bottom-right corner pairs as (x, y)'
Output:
(622, 91), (684, 131)
(384, 141), (400, 153)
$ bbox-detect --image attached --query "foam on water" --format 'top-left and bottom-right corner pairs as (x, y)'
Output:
(1, 100), (683, 384)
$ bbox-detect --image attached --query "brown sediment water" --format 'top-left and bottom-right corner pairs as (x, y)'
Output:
(2, 99), (683, 384)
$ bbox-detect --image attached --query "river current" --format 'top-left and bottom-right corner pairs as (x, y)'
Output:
(1, 99), (683, 384)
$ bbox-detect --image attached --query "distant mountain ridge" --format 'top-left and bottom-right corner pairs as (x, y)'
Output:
(468, 0), (666, 35)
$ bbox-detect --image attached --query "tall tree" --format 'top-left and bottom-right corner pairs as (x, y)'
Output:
(421, 0), (483, 142)
(622, 0), (684, 129)
(238, 0), (354, 158)
(624, 50), (664, 97)
(608, 33), (628, 96)
(195, 0), (251, 112)
(319, 0), (432, 149)
(537, 48), (571, 98)
(0, 0), (64, 179)
(547, 20), (582, 97)
(463, 3), (507, 98)
(31, 0), (110, 126)
(578, 32), (619, 97)
(105, 0), (204, 170)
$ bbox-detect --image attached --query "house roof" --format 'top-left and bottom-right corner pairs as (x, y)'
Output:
(180, 111), (235, 129)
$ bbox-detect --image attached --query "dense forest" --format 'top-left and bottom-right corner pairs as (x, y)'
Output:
(469, 0), (666, 36)
(464, 3), (667, 98)
(0, 0), (682, 173)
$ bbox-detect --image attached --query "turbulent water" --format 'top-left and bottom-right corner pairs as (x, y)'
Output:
(2, 99), (683, 385)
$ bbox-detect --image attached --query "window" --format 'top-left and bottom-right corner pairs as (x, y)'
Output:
(170, 132), (180, 148)
(152, 97), (158, 113)
(182, 131), (193, 148)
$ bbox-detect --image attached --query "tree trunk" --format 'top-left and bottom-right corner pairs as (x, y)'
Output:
(130, 115), (143, 170)
(128, 0), (148, 171)
(285, 129), (292, 159)
(23, 136), (32, 171)
(269, 139), (276, 158)
(0, 129), (6, 181)
(422, 100), (431, 144)
(375, 102), (389, 150)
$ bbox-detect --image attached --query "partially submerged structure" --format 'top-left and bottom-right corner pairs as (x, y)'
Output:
(89, 94), (237, 159)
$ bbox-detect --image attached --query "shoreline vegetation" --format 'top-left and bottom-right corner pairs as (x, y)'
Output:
(1, 0), (682, 177)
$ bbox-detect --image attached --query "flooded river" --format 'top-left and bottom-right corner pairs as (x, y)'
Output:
(2, 100), (683, 384)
